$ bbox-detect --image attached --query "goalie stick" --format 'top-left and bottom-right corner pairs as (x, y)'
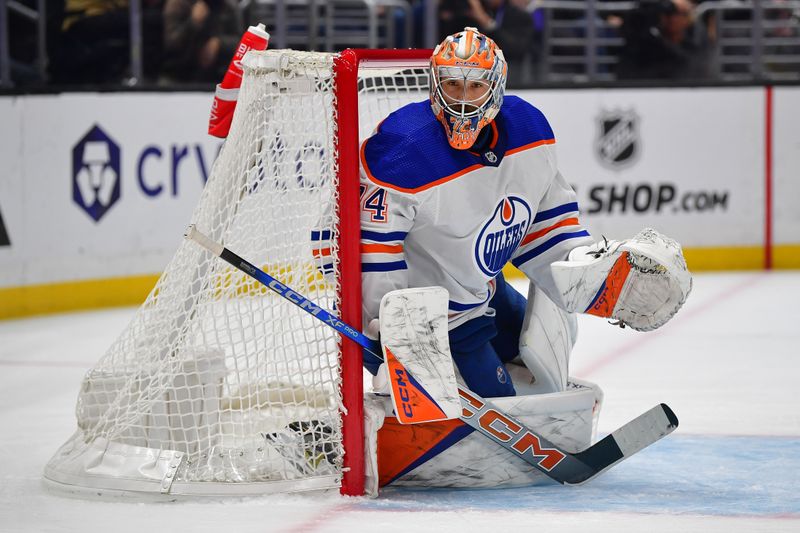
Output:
(185, 225), (679, 485)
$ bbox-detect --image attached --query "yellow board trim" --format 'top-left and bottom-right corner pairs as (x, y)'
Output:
(1, 244), (798, 320)
(0, 275), (159, 320)
(681, 246), (765, 271)
(773, 245), (800, 269)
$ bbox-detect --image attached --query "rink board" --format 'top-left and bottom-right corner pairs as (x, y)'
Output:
(1, 86), (799, 318)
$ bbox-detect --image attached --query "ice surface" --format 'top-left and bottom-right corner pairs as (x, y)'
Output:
(1, 273), (798, 532)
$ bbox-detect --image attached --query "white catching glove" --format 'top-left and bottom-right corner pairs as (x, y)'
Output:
(550, 228), (692, 332)
(365, 318), (381, 341)
(371, 363), (391, 395)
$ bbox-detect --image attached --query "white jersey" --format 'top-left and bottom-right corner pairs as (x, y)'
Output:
(344, 96), (593, 328)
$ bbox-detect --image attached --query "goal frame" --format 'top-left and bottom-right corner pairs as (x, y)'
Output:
(41, 48), (434, 500)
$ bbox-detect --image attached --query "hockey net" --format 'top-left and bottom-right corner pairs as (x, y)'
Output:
(44, 49), (431, 498)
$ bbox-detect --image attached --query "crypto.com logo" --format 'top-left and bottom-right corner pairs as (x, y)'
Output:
(72, 125), (121, 222)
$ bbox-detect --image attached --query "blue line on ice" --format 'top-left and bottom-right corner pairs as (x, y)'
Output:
(368, 435), (800, 517)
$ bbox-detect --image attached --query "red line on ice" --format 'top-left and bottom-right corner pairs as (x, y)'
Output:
(285, 502), (357, 533)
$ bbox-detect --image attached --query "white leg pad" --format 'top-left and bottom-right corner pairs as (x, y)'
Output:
(514, 283), (577, 395)
(372, 379), (604, 490)
(363, 393), (388, 498)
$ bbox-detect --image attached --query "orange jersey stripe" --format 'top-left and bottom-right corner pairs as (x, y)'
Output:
(489, 120), (499, 149)
(361, 243), (403, 254)
(520, 217), (580, 247)
(360, 136), (554, 193)
(361, 138), (484, 193)
(506, 138), (555, 156)
(312, 247), (331, 258)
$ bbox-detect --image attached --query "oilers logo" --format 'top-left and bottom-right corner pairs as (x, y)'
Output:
(474, 196), (532, 276)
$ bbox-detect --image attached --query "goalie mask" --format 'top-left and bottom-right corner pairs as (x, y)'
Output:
(430, 27), (507, 150)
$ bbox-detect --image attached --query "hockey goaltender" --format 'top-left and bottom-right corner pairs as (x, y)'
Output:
(353, 28), (692, 494)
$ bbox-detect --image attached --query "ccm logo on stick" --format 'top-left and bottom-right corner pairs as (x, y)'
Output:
(266, 278), (322, 316)
(459, 388), (566, 471)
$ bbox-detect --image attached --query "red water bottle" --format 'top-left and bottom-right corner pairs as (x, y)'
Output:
(208, 23), (270, 138)
(208, 85), (240, 139)
(220, 23), (270, 90)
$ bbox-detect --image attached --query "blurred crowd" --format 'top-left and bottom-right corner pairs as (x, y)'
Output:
(10, 0), (243, 86)
(4, 0), (799, 88)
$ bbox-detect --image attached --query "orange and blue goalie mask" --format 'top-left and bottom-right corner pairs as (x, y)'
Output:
(430, 28), (507, 150)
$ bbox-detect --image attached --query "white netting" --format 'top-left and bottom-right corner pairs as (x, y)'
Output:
(44, 50), (429, 497)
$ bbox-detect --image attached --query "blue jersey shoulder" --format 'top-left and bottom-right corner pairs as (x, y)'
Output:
(361, 97), (556, 192)
(361, 101), (471, 192)
(498, 95), (555, 151)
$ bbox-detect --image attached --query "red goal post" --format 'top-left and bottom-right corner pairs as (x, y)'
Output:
(334, 48), (432, 496)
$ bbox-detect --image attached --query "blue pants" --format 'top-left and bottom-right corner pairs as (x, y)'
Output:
(448, 274), (527, 398)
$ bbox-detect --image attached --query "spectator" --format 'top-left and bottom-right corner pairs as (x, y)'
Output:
(438, 0), (535, 84)
(161, 0), (241, 84)
(693, 0), (718, 45)
(48, 1), (164, 85)
(617, 0), (711, 80)
(764, 0), (800, 75)
(7, 0), (45, 85)
(761, 0), (800, 39)
(48, 1), (130, 84)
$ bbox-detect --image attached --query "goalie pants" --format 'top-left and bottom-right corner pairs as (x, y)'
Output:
(448, 273), (527, 398)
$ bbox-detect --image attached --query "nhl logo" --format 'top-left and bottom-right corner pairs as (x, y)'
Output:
(484, 151), (498, 163)
(595, 109), (640, 169)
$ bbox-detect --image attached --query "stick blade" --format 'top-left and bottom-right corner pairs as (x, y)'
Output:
(567, 403), (678, 484)
(611, 403), (679, 458)
(380, 287), (461, 424)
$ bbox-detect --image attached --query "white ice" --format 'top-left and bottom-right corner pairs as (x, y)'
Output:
(1, 272), (798, 532)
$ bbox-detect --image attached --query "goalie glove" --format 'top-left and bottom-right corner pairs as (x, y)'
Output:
(550, 228), (692, 332)
(363, 318), (384, 376)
